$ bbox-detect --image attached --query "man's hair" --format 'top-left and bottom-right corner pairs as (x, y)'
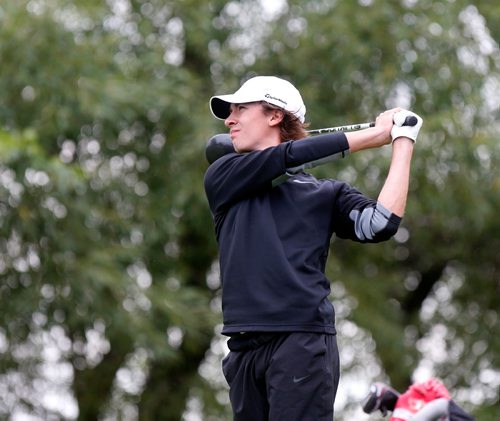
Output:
(260, 102), (309, 142)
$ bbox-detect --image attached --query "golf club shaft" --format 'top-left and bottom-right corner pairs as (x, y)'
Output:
(308, 114), (418, 135)
(307, 122), (375, 135)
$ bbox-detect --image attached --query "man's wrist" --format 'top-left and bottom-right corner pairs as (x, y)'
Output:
(392, 137), (415, 146)
(391, 138), (414, 162)
(346, 126), (389, 153)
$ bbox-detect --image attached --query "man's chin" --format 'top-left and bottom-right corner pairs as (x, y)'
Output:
(233, 143), (246, 153)
(234, 146), (252, 154)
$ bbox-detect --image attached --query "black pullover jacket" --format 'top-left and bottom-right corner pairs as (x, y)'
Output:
(204, 132), (401, 336)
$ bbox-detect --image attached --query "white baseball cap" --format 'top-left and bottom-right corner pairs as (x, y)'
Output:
(210, 76), (306, 123)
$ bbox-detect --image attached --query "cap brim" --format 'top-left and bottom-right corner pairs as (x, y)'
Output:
(210, 91), (264, 120)
(210, 96), (233, 120)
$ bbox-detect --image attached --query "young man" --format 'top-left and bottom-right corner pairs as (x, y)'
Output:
(204, 76), (422, 420)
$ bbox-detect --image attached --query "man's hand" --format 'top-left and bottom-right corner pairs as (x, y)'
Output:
(391, 110), (423, 143)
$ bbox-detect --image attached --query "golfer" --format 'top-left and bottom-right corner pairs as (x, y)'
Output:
(204, 76), (422, 420)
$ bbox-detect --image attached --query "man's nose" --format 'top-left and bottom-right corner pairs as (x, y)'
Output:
(225, 111), (236, 127)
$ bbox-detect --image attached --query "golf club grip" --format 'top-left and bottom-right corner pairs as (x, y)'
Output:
(402, 115), (418, 126)
(365, 115), (417, 128)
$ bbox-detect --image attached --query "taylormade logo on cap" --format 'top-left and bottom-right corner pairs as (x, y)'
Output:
(264, 93), (287, 106)
(210, 76), (306, 123)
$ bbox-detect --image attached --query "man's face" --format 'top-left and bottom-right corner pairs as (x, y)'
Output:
(224, 102), (280, 152)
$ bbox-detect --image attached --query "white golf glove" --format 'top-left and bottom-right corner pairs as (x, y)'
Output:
(391, 110), (423, 143)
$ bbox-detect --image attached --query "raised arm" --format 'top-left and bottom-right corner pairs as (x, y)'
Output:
(346, 109), (422, 216)
(377, 138), (414, 216)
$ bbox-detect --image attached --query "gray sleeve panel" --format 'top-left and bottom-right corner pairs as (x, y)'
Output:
(349, 203), (394, 241)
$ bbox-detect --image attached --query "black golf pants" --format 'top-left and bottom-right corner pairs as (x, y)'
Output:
(222, 332), (340, 421)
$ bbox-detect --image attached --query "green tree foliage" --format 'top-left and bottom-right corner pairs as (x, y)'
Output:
(0, 1), (221, 418)
(0, 0), (498, 419)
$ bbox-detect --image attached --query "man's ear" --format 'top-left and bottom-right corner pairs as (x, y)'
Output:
(268, 109), (284, 127)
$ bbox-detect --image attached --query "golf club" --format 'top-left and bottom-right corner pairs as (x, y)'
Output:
(205, 123), (369, 165)
(205, 115), (418, 165)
